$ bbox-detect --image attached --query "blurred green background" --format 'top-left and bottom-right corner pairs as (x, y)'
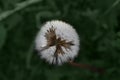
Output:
(0, 0), (120, 80)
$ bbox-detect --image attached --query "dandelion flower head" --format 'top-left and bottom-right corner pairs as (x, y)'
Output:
(35, 20), (80, 65)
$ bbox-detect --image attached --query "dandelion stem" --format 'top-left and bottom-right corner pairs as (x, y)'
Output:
(69, 61), (104, 74)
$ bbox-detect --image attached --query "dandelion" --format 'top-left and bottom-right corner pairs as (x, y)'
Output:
(35, 20), (104, 73)
(35, 20), (79, 65)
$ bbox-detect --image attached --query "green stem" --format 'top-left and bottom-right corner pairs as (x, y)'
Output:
(0, 0), (42, 21)
(102, 0), (120, 16)
(26, 43), (34, 69)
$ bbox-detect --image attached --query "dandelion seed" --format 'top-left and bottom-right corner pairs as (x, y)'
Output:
(35, 20), (79, 65)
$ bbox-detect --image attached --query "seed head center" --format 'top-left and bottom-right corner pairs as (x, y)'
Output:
(44, 26), (74, 55)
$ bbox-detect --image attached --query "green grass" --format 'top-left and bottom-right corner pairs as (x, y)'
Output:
(0, 0), (120, 80)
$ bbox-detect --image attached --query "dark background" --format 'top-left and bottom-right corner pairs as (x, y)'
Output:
(0, 0), (120, 80)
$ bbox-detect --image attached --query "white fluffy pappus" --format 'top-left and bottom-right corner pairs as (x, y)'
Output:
(35, 20), (80, 65)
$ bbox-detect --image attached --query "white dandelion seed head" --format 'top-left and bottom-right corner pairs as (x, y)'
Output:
(35, 20), (80, 65)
